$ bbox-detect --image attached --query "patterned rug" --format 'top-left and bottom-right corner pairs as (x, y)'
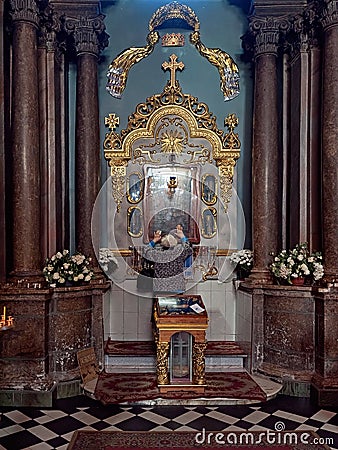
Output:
(104, 340), (246, 356)
(68, 430), (331, 450)
(94, 371), (266, 404)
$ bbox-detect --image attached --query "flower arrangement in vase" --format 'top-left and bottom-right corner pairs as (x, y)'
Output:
(98, 248), (118, 277)
(270, 242), (324, 285)
(43, 250), (94, 287)
(229, 249), (253, 279)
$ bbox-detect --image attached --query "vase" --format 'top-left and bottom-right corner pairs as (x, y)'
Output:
(291, 277), (305, 286)
(237, 268), (250, 281)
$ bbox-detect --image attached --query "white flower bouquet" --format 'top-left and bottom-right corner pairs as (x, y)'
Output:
(270, 242), (324, 285)
(229, 249), (253, 272)
(98, 248), (118, 275)
(43, 250), (94, 287)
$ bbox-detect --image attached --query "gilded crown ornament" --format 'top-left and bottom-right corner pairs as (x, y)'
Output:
(161, 32), (185, 47)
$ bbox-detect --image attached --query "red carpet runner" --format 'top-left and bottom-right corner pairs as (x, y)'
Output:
(94, 371), (266, 404)
(68, 430), (330, 450)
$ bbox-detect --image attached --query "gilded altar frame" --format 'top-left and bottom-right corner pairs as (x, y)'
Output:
(104, 74), (241, 215)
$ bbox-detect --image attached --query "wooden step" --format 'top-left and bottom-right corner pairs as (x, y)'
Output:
(104, 339), (247, 357)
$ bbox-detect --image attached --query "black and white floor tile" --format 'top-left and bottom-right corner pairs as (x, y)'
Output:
(0, 395), (337, 450)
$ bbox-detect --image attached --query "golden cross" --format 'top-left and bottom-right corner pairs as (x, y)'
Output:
(162, 54), (184, 88)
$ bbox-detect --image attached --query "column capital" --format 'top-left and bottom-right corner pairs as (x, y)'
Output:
(38, 7), (62, 53)
(64, 14), (109, 57)
(321, 0), (338, 30)
(249, 16), (290, 57)
(9, 0), (39, 27)
(286, 6), (322, 58)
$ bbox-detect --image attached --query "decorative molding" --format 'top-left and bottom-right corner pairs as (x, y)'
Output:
(64, 14), (109, 57)
(321, 0), (338, 30)
(248, 16), (290, 57)
(9, 0), (39, 27)
(192, 341), (207, 385)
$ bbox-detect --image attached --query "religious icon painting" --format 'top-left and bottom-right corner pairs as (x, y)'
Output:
(127, 206), (143, 237)
(127, 172), (144, 203)
(201, 207), (217, 238)
(201, 174), (217, 205)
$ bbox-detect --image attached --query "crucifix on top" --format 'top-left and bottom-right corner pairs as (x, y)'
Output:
(162, 54), (184, 88)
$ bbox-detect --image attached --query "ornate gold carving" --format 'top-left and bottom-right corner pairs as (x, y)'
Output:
(111, 164), (127, 213)
(192, 341), (207, 385)
(104, 68), (240, 211)
(211, 113), (241, 211)
(162, 54), (185, 88)
(190, 31), (240, 101)
(162, 33), (185, 47)
(184, 147), (211, 165)
(156, 341), (170, 385)
(161, 130), (184, 154)
(202, 265), (218, 281)
(106, 31), (159, 98)
(149, 1), (200, 32)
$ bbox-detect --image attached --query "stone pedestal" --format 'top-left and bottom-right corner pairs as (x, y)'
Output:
(0, 281), (109, 406)
(312, 286), (338, 407)
(241, 283), (315, 396)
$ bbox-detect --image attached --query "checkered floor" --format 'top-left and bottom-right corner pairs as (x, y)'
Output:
(0, 394), (337, 450)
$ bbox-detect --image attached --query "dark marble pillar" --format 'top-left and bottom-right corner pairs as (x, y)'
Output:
(65, 16), (108, 264)
(311, 1), (338, 408)
(248, 18), (285, 282)
(321, 2), (338, 282)
(10, 0), (42, 277)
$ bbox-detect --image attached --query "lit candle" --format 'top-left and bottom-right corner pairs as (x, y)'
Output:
(3, 306), (6, 320)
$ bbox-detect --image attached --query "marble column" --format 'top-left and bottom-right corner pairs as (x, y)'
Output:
(10, 0), (42, 277)
(321, 1), (338, 282)
(65, 16), (108, 264)
(311, 0), (338, 408)
(248, 18), (284, 283)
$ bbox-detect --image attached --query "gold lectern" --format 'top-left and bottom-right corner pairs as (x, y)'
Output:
(153, 295), (208, 394)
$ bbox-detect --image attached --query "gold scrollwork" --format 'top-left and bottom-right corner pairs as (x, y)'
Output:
(201, 174), (217, 205)
(111, 164), (127, 213)
(104, 58), (240, 212)
(192, 341), (207, 385)
(149, 1), (200, 32)
(127, 206), (143, 238)
(201, 207), (217, 239)
(156, 341), (170, 385)
(127, 172), (144, 203)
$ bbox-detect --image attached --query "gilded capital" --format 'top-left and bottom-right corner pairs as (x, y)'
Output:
(65, 15), (109, 57)
(321, 0), (338, 30)
(249, 16), (290, 57)
(9, 0), (39, 27)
